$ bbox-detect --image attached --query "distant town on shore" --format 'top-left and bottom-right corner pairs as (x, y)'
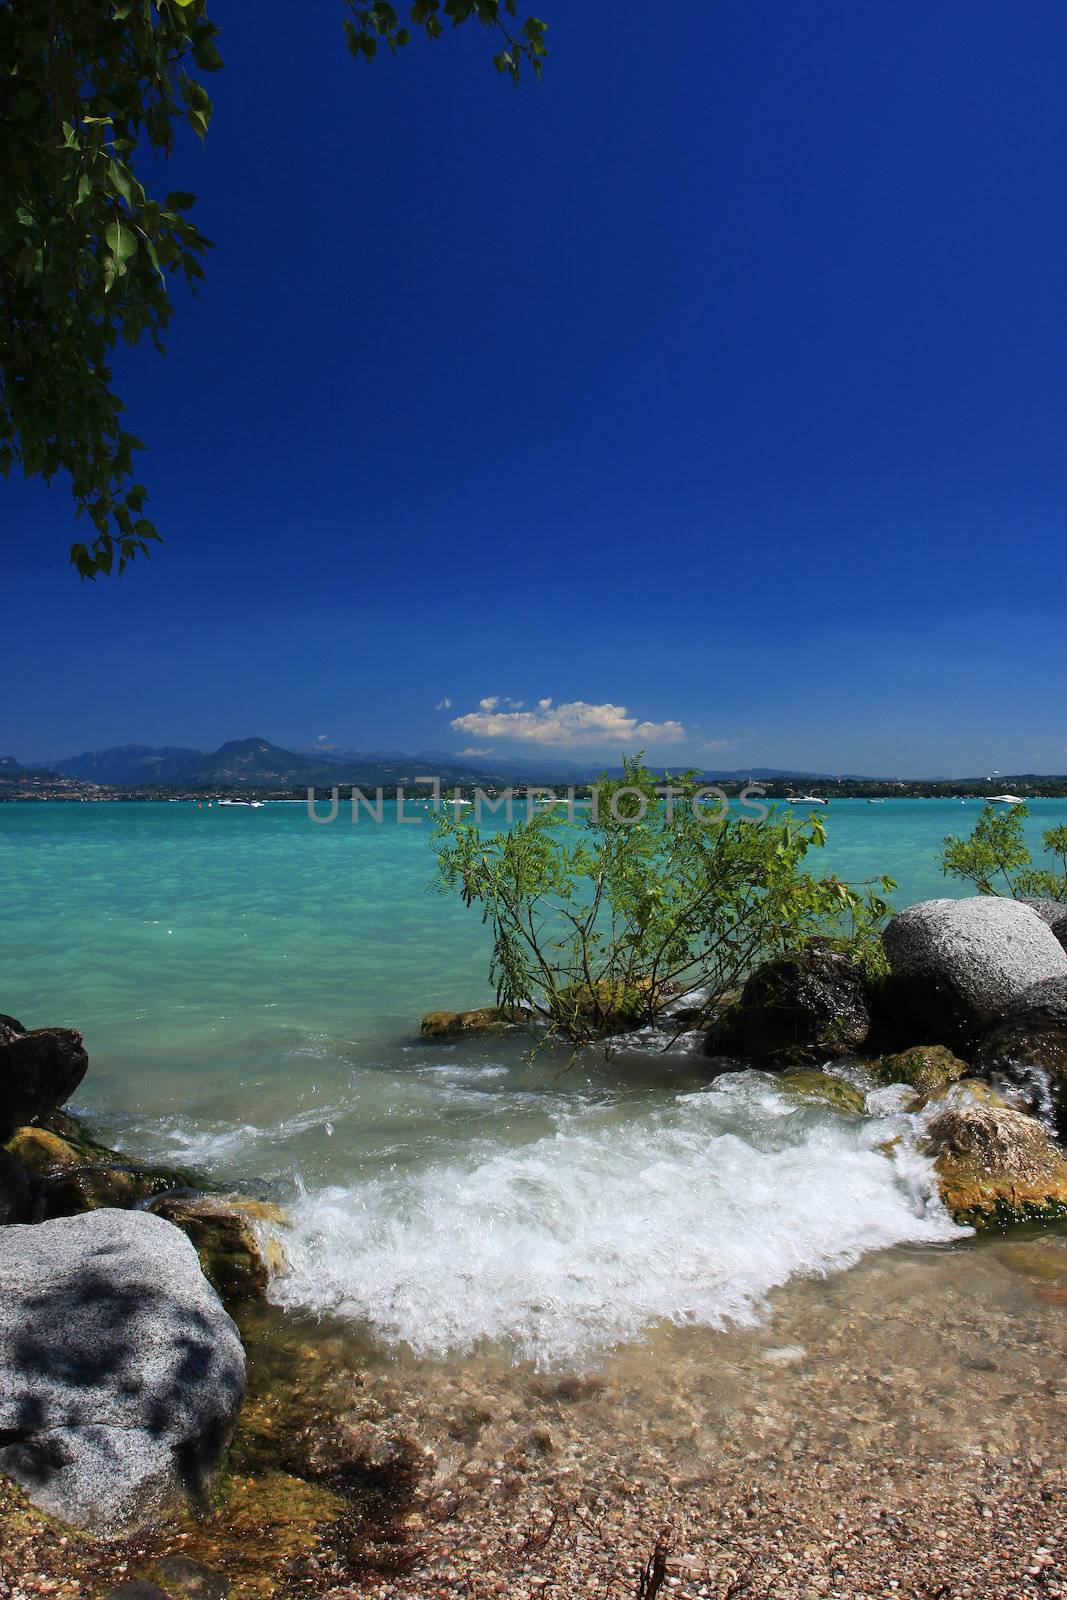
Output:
(3, 736), (1067, 803)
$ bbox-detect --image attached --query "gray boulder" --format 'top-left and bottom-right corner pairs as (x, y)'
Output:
(883, 897), (1067, 1050)
(972, 975), (1067, 1137)
(0, 1024), (89, 1140)
(0, 1208), (245, 1535)
(1018, 898), (1067, 953)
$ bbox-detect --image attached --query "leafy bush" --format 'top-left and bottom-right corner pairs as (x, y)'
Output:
(942, 802), (1067, 901)
(432, 758), (895, 1043)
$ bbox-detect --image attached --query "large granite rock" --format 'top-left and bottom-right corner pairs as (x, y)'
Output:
(0, 1209), (245, 1534)
(972, 975), (1067, 1137)
(706, 945), (870, 1066)
(0, 1024), (89, 1141)
(883, 897), (1067, 1050)
(1018, 898), (1067, 953)
(924, 1099), (1067, 1228)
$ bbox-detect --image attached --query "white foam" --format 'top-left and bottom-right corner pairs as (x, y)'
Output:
(270, 1075), (965, 1368)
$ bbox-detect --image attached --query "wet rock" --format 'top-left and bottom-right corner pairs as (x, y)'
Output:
(972, 975), (1067, 1137)
(0, 1026), (89, 1141)
(556, 978), (669, 1034)
(40, 1164), (179, 1219)
(706, 945), (870, 1066)
(924, 1100), (1067, 1228)
(0, 1208), (245, 1534)
(420, 1005), (526, 1038)
(777, 1071), (867, 1115)
(151, 1193), (287, 1303)
(0, 1148), (31, 1224)
(5, 1123), (90, 1175)
(870, 1045), (968, 1094)
(5, 1121), (189, 1220)
(883, 897), (1067, 1051)
(0, 1014), (25, 1046)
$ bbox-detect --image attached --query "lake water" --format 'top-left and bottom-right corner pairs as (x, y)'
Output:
(3, 796), (1066, 1369)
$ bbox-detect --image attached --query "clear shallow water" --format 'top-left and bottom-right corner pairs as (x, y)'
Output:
(2, 797), (1065, 1365)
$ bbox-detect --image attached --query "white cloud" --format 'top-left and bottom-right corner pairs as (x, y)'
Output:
(460, 746), (495, 758)
(434, 696), (452, 711)
(451, 698), (687, 749)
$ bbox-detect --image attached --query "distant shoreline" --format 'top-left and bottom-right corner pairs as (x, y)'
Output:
(6, 778), (1067, 803)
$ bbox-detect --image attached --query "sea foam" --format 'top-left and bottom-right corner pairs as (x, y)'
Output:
(270, 1073), (965, 1368)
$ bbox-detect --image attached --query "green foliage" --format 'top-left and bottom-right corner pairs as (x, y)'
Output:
(0, 0), (220, 577)
(342, 1), (547, 81)
(942, 802), (1067, 901)
(1, 1), (546, 579)
(432, 757), (895, 1044)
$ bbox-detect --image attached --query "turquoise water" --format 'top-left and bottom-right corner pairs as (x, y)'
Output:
(2, 796), (1064, 1364)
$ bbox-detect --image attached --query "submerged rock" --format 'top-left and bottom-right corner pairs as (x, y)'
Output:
(706, 945), (870, 1066)
(420, 1005), (526, 1038)
(972, 975), (1067, 1137)
(777, 1070), (867, 1115)
(0, 1025), (89, 1141)
(870, 1044), (968, 1094)
(151, 1193), (287, 1303)
(883, 897), (1067, 1051)
(0, 1208), (245, 1534)
(924, 1100), (1067, 1228)
(156, 1555), (231, 1600)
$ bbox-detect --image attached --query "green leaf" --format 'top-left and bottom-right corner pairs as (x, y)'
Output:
(105, 221), (138, 262)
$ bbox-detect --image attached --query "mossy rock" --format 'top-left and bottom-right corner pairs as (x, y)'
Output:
(870, 1045), (968, 1094)
(39, 1163), (180, 1218)
(777, 1071), (867, 1116)
(555, 977), (667, 1034)
(909, 1077), (1011, 1114)
(420, 1005), (526, 1038)
(152, 1193), (288, 1302)
(925, 1101), (1067, 1228)
(3, 1123), (88, 1174)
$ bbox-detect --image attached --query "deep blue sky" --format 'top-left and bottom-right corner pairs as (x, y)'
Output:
(4, 1), (1065, 774)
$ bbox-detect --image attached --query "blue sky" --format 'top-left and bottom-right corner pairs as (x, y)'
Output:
(4, 1), (1065, 775)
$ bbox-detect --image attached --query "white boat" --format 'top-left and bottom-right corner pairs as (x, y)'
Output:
(786, 794), (828, 806)
(988, 793), (1025, 805)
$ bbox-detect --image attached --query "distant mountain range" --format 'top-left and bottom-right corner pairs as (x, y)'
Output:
(35, 738), (502, 788)
(7, 738), (857, 790)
